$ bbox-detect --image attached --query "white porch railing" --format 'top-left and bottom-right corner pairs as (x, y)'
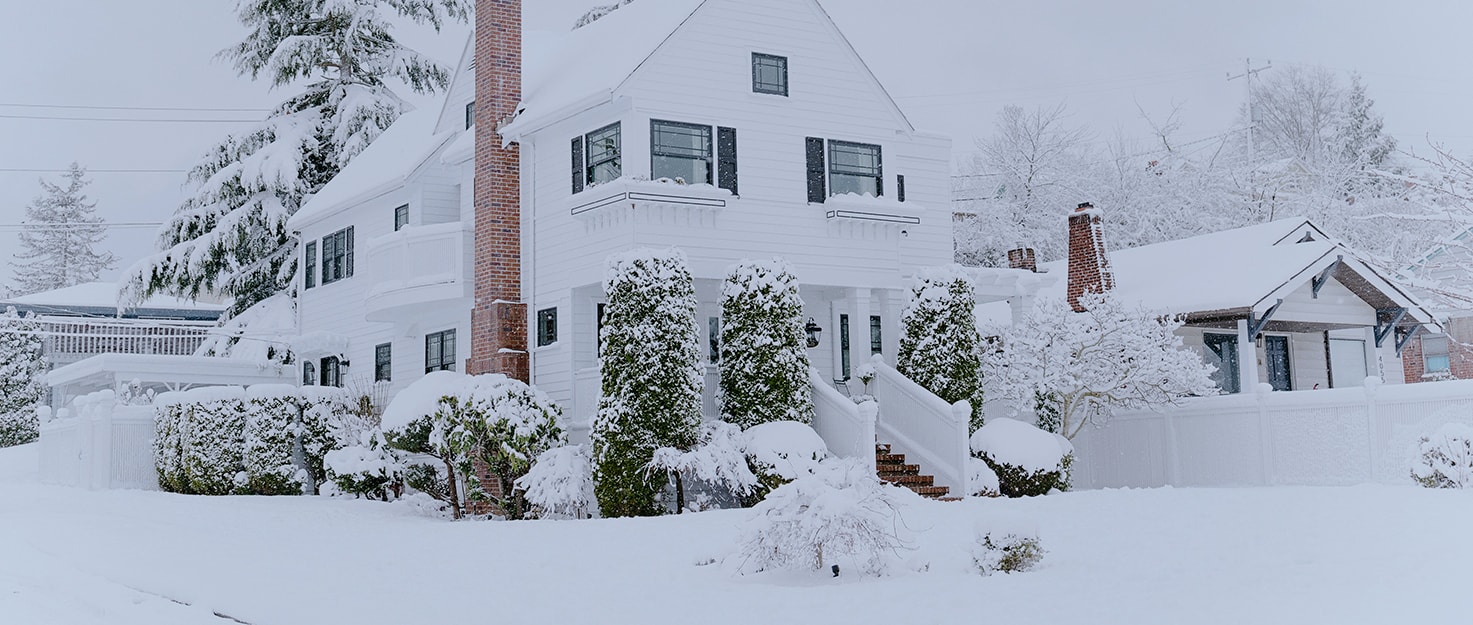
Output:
(870, 362), (970, 495)
(808, 368), (877, 472)
(1072, 378), (1473, 489)
(38, 390), (158, 490)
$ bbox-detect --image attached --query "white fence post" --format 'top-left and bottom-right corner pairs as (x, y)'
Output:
(1255, 383), (1273, 486)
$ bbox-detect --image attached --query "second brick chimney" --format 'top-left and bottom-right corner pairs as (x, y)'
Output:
(1066, 202), (1114, 312)
(469, 0), (528, 381)
(1007, 247), (1037, 273)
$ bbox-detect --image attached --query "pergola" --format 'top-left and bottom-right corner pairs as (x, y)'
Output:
(46, 353), (293, 410)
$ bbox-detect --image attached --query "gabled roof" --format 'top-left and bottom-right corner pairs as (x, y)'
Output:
(288, 108), (461, 230)
(1032, 219), (1437, 326)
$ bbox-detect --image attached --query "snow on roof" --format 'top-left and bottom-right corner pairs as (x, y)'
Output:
(512, 0), (706, 133)
(288, 108), (459, 230)
(3, 282), (224, 314)
(1035, 219), (1341, 315)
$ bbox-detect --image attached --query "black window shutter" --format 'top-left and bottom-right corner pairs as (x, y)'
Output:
(344, 226), (355, 278)
(896, 174), (906, 203)
(874, 148), (884, 197)
(717, 127), (738, 195)
(571, 137), (585, 194)
(805, 137), (826, 203)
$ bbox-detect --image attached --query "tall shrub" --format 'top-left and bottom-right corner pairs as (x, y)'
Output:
(154, 394), (190, 493)
(441, 374), (566, 519)
(0, 306), (46, 448)
(719, 259), (814, 430)
(898, 265), (985, 432)
(183, 387), (249, 495)
(243, 385), (306, 495)
(592, 248), (704, 517)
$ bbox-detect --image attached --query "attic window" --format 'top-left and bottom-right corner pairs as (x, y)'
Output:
(752, 53), (788, 96)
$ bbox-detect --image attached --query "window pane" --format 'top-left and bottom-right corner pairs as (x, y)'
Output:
(1427, 355), (1452, 372)
(829, 141), (881, 197)
(586, 123), (622, 185)
(752, 53), (788, 96)
(709, 317), (721, 364)
(652, 121), (712, 185)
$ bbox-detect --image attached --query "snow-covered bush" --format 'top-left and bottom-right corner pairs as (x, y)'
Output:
(0, 307), (46, 448)
(731, 459), (912, 576)
(300, 386), (375, 492)
(242, 385), (305, 495)
(899, 266), (985, 432)
(440, 374), (566, 519)
(973, 526), (1045, 575)
(967, 457), (1002, 498)
(326, 429), (406, 501)
(648, 421), (758, 512)
(381, 372), (473, 518)
(518, 445), (596, 519)
(182, 387), (249, 496)
(592, 248), (704, 518)
(719, 259), (814, 430)
(1411, 423), (1473, 489)
(970, 418), (1073, 497)
(742, 421), (830, 504)
(154, 394), (190, 493)
(981, 291), (1218, 440)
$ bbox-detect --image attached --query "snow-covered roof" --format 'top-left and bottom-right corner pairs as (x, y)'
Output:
(1024, 219), (1436, 325)
(2, 282), (224, 320)
(288, 108), (461, 230)
(510, 0), (706, 135)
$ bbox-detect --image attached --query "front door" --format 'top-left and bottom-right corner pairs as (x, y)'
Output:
(1265, 335), (1292, 391)
(1203, 333), (1241, 394)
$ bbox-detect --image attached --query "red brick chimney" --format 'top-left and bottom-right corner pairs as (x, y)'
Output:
(1007, 247), (1037, 273)
(1066, 202), (1114, 312)
(469, 0), (528, 381)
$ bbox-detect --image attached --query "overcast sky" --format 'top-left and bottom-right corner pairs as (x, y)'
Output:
(3, 0), (1471, 288)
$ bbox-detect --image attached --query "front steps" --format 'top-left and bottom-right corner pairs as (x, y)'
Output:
(875, 443), (957, 500)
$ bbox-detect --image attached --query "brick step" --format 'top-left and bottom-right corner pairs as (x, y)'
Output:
(876, 453), (906, 464)
(881, 474), (935, 487)
(876, 463), (920, 475)
(875, 444), (892, 454)
(910, 485), (951, 498)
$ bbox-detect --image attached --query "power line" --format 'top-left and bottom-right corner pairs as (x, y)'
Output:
(0, 168), (186, 174)
(0, 113), (259, 123)
(0, 222), (163, 231)
(0, 102), (271, 114)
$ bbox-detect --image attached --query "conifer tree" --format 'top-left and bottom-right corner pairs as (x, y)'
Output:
(122, 0), (469, 318)
(719, 259), (814, 430)
(8, 163), (116, 295)
(0, 307), (47, 448)
(592, 249), (704, 517)
(898, 266), (986, 432)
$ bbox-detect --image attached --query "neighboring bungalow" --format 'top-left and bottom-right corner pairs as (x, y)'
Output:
(1397, 228), (1473, 382)
(989, 204), (1440, 394)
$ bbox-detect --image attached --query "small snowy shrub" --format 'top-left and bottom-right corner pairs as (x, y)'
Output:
(0, 306), (46, 448)
(731, 459), (911, 576)
(718, 258), (814, 430)
(973, 531), (1045, 575)
(326, 429), (405, 501)
(518, 444), (596, 519)
(440, 374), (567, 519)
(593, 249), (704, 518)
(381, 372), (476, 518)
(300, 386), (374, 491)
(971, 418), (1072, 497)
(242, 385), (305, 495)
(153, 394), (190, 493)
(967, 457), (1002, 498)
(742, 421), (830, 504)
(647, 421), (758, 512)
(182, 387), (249, 495)
(898, 266), (985, 432)
(1411, 423), (1473, 489)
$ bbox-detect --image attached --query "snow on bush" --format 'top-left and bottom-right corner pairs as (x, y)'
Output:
(970, 418), (1073, 497)
(153, 393), (190, 493)
(972, 519), (1045, 575)
(0, 307), (46, 448)
(300, 386), (374, 492)
(440, 374), (566, 519)
(517, 444), (595, 519)
(648, 421), (758, 512)
(718, 258), (814, 430)
(742, 421), (831, 505)
(967, 457), (1002, 498)
(730, 458), (913, 576)
(181, 387), (250, 495)
(326, 429), (406, 501)
(981, 291), (1218, 440)
(1411, 423), (1473, 489)
(243, 385), (306, 495)
(899, 265), (986, 432)
(592, 248), (704, 518)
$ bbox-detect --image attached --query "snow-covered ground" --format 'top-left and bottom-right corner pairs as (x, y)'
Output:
(2, 442), (1469, 625)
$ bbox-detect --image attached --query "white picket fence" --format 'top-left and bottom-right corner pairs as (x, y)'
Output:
(37, 390), (158, 490)
(1072, 379), (1473, 489)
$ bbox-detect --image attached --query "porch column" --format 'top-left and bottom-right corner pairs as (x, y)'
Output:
(1237, 318), (1261, 391)
(882, 289), (903, 364)
(852, 287), (874, 365)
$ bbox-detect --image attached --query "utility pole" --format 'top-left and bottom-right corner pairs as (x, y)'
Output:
(1227, 58), (1273, 168)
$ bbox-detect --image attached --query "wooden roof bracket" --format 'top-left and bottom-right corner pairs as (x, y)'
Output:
(1374, 307), (1408, 348)
(1248, 299), (1284, 339)
(1395, 324), (1424, 357)
(1311, 255), (1343, 299)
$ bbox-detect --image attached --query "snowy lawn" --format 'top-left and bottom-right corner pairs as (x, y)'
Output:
(2, 442), (1469, 625)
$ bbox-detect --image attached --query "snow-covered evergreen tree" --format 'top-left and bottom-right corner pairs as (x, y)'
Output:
(0, 307), (47, 447)
(8, 163), (116, 295)
(573, 0), (633, 29)
(981, 291), (1218, 440)
(122, 0), (468, 318)
(719, 259), (814, 430)
(898, 266), (986, 432)
(592, 248), (704, 517)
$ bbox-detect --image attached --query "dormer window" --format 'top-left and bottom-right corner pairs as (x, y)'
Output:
(572, 122), (622, 193)
(752, 53), (788, 96)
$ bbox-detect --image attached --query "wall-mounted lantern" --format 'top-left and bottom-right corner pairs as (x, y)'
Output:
(805, 317), (823, 349)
